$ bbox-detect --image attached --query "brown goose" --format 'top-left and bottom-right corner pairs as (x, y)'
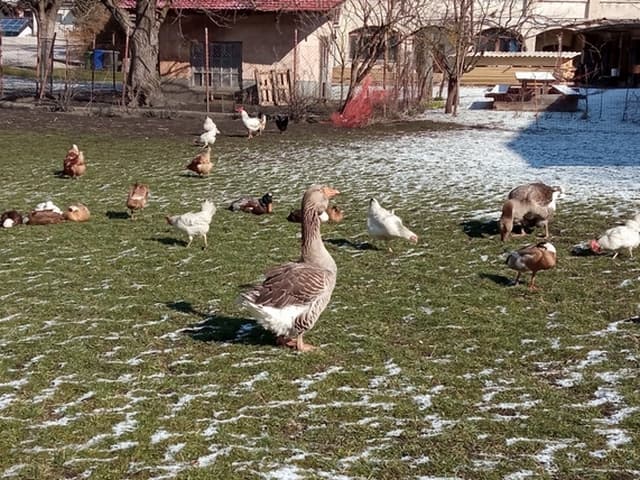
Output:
(240, 185), (339, 352)
(500, 182), (564, 241)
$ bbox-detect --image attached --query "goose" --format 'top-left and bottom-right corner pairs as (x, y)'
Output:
(367, 198), (418, 252)
(506, 241), (557, 290)
(239, 185), (340, 352)
(590, 214), (640, 259)
(287, 205), (343, 224)
(500, 182), (564, 241)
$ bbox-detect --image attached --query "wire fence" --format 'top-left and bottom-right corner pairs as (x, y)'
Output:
(0, 34), (123, 106)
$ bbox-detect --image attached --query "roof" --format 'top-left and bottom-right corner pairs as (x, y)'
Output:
(479, 51), (581, 59)
(564, 18), (640, 32)
(0, 18), (30, 36)
(124, 0), (343, 10)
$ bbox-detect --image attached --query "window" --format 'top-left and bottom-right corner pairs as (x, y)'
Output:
(477, 29), (523, 52)
(349, 27), (400, 62)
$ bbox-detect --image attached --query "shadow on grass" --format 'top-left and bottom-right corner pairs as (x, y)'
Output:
(151, 236), (187, 247)
(460, 219), (500, 238)
(166, 301), (273, 345)
(106, 210), (131, 220)
(479, 272), (514, 286)
(326, 238), (376, 250)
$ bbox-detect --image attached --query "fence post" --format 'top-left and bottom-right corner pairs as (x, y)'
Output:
(90, 35), (96, 102)
(112, 32), (116, 93)
(205, 27), (209, 113)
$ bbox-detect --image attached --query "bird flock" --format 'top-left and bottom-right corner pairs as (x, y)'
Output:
(1, 114), (636, 353)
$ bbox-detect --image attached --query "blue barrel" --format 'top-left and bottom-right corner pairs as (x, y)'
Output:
(92, 49), (105, 70)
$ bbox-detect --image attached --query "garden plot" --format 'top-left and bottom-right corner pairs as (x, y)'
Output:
(0, 94), (639, 479)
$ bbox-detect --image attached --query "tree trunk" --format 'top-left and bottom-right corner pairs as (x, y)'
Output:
(128, 25), (164, 107)
(444, 75), (459, 115)
(34, 4), (58, 90)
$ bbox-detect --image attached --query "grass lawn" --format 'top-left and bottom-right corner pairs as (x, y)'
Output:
(0, 113), (639, 479)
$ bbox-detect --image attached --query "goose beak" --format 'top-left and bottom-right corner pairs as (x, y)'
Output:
(322, 186), (340, 198)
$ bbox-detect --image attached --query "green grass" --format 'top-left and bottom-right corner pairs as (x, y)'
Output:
(0, 119), (639, 479)
(2, 65), (123, 82)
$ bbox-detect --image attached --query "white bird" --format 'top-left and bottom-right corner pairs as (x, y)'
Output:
(367, 198), (418, 252)
(236, 106), (266, 139)
(199, 116), (221, 147)
(590, 214), (640, 259)
(34, 200), (63, 215)
(166, 200), (217, 248)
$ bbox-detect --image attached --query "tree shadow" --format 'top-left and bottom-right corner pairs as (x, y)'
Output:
(106, 210), (131, 220)
(460, 219), (500, 238)
(325, 238), (376, 250)
(165, 300), (273, 345)
(478, 272), (514, 286)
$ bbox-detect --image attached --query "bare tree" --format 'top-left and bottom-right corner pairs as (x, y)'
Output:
(21, 0), (64, 90)
(426, 0), (541, 115)
(100, 0), (170, 107)
(328, 0), (439, 113)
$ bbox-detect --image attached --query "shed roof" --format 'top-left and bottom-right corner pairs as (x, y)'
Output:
(479, 51), (581, 59)
(131, 0), (343, 10)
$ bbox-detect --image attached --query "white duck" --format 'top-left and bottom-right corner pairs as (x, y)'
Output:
(367, 198), (418, 252)
(506, 241), (557, 290)
(236, 106), (266, 139)
(200, 116), (221, 147)
(590, 214), (640, 259)
(240, 185), (339, 352)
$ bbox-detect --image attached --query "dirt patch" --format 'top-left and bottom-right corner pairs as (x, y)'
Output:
(0, 102), (463, 142)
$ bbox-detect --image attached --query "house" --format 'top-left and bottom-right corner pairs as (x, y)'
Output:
(155, 0), (344, 103)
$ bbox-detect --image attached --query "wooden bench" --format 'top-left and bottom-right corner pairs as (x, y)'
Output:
(550, 84), (582, 96)
(485, 83), (511, 98)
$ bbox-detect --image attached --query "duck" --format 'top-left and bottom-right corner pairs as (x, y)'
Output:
(367, 198), (418, 251)
(239, 185), (340, 352)
(63, 144), (87, 178)
(500, 182), (564, 241)
(64, 203), (90, 222)
(590, 214), (640, 259)
(228, 192), (273, 215)
(287, 205), (343, 224)
(1, 210), (24, 228)
(185, 146), (213, 176)
(27, 201), (64, 225)
(126, 183), (150, 220)
(200, 116), (221, 147)
(506, 241), (557, 290)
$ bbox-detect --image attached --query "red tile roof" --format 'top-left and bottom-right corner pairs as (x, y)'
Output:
(145, 0), (343, 10)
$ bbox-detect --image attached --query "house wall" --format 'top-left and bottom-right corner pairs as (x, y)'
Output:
(159, 11), (332, 97)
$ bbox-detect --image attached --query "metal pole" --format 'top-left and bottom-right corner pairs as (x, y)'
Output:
(48, 32), (55, 95)
(35, 33), (40, 95)
(293, 27), (298, 101)
(112, 32), (116, 92)
(0, 34), (3, 98)
(64, 37), (69, 94)
(91, 35), (96, 102)
(205, 27), (209, 113)
(122, 27), (129, 105)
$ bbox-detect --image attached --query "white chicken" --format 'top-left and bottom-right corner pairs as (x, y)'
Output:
(367, 198), (418, 252)
(590, 214), (640, 259)
(166, 200), (217, 249)
(200, 116), (221, 147)
(236, 106), (266, 139)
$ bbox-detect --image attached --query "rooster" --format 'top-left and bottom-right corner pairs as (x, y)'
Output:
(200, 116), (221, 147)
(590, 214), (640, 259)
(236, 106), (267, 139)
(166, 200), (217, 248)
(367, 198), (418, 252)
(275, 114), (289, 133)
(127, 183), (149, 220)
(185, 146), (213, 176)
(63, 144), (87, 178)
